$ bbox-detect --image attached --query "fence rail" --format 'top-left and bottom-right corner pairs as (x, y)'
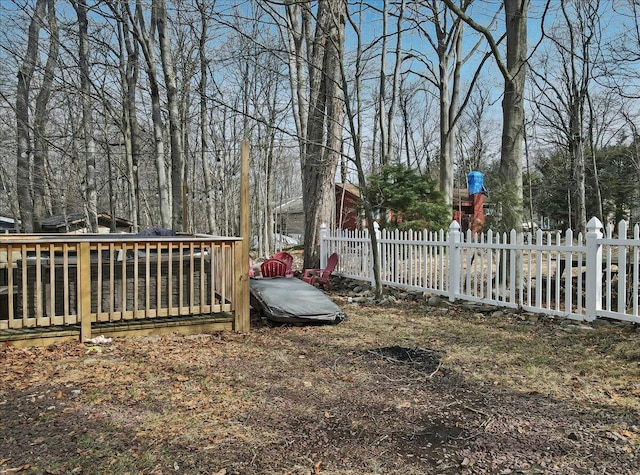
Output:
(0, 234), (247, 341)
(320, 217), (640, 324)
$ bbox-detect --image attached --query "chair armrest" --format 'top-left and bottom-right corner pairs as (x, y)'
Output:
(302, 268), (321, 284)
(303, 268), (321, 278)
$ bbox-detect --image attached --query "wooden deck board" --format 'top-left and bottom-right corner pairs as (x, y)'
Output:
(0, 313), (235, 347)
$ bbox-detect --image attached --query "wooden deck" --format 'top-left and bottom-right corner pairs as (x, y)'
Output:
(0, 233), (250, 346)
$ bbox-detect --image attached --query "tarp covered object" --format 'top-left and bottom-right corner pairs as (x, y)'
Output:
(250, 277), (346, 324)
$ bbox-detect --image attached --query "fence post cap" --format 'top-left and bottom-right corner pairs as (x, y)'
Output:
(586, 217), (603, 232)
(449, 220), (461, 231)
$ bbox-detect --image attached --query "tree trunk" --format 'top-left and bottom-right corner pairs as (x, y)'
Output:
(340, 9), (383, 298)
(285, 0), (346, 269)
(498, 0), (528, 232)
(75, 0), (98, 232)
(133, 0), (171, 228)
(301, 0), (346, 269)
(385, 0), (406, 164)
(32, 0), (58, 232)
(197, 0), (216, 234)
(442, 0), (529, 232)
(155, 0), (184, 231)
(284, 0), (311, 157)
(378, 0), (389, 167)
(16, 0), (47, 233)
(119, 0), (141, 232)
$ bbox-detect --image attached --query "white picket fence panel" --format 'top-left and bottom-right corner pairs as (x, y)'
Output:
(319, 217), (640, 323)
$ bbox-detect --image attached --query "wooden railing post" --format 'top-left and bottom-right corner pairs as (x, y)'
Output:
(78, 241), (92, 341)
(235, 139), (250, 332)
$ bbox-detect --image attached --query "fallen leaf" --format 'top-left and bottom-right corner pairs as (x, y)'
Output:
(396, 401), (411, 409)
(313, 460), (323, 473)
(461, 457), (473, 466)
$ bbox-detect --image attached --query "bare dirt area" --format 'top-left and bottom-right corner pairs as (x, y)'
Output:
(2, 279), (640, 474)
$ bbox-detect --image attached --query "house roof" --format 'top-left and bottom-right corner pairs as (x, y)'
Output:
(273, 197), (304, 214)
(42, 213), (133, 230)
(335, 182), (360, 198)
(0, 216), (17, 231)
(274, 183), (360, 215)
(0, 215), (17, 226)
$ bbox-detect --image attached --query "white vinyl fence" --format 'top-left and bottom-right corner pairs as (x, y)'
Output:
(320, 217), (640, 323)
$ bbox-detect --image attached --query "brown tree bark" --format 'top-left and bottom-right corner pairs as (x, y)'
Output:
(443, 0), (530, 232)
(300, 0), (346, 269)
(16, 0), (47, 233)
(73, 0), (98, 232)
(155, 0), (184, 232)
(132, 0), (171, 228)
(32, 0), (58, 232)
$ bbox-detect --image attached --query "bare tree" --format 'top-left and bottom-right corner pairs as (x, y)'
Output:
(155, 0), (184, 231)
(607, 0), (640, 99)
(443, 0), (532, 231)
(196, 0), (216, 233)
(72, 0), (99, 232)
(128, 0), (171, 228)
(456, 84), (494, 179)
(285, 0), (347, 268)
(402, 1), (498, 206)
(121, 1), (142, 232)
(16, 0), (47, 233)
(341, 4), (384, 298)
(29, 0), (58, 233)
(530, 0), (605, 232)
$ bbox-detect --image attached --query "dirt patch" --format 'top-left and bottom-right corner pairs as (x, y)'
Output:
(1, 281), (640, 474)
(367, 346), (443, 375)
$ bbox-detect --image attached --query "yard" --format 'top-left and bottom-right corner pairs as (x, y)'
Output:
(1, 278), (640, 474)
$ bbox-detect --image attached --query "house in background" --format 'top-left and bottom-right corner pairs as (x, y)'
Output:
(41, 213), (134, 233)
(274, 183), (361, 238)
(0, 216), (19, 233)
(335, 183), (361, 230)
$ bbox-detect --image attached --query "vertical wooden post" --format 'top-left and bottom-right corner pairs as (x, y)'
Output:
(235, 140), (250, 332)
(182, 181), (188, 233)
(78, 241), (92, 342)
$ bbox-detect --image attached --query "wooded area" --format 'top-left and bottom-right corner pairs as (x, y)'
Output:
(0, 0), (639, 268)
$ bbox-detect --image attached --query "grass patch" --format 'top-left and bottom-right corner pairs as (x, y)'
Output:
(1, 296), (639, 474)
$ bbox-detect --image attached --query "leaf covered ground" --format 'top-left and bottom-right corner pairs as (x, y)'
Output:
(1, 286), (640, 474)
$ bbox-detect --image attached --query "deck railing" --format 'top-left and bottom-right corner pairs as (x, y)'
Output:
(0, 233), (248, 340)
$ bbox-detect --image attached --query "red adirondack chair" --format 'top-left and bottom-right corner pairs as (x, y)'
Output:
(260, 258), (288, 278)
(272, 251), (295, 277)
(302, 252), (339, 290)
